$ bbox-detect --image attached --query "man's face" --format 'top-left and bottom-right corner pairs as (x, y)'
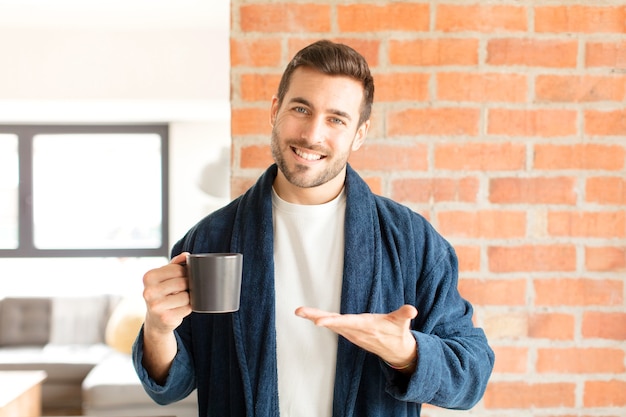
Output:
(270, 66), (369, 193)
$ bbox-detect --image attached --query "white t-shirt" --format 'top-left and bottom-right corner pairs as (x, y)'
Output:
(272, 187), (346, 417)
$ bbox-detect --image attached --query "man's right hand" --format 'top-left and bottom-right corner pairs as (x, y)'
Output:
(140, 252), (193, 384)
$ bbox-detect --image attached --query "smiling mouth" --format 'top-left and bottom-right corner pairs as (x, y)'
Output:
(292, 147), (325, 161)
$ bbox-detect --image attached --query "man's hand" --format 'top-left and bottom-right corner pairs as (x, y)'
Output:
(141, 252), (193, 384)
(295, 304), (418, 374)
(143, 252), (192, 334)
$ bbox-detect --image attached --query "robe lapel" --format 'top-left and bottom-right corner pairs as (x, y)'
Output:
(333, 165), (382, 416)
(231, 165), (280, 417)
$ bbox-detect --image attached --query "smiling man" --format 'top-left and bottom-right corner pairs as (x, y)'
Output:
(133, 40), (494, 417)
(270, 65), (368, 201)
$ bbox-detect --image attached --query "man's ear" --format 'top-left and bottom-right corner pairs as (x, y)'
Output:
(270, 96), (279, 126)
(351, 120), (370, 151)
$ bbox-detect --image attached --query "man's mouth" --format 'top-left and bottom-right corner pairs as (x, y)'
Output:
(292, 147), (325, 161)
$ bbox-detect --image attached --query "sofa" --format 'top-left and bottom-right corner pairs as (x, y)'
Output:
(0, 295), (197, 417)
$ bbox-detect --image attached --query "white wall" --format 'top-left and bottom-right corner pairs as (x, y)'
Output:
(0, 28), (223, 100)
(0, 3), (231, 245)
(0, 1), (231, 295)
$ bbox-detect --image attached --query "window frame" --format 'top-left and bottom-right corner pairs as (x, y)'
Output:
(0, 124), (169, 258)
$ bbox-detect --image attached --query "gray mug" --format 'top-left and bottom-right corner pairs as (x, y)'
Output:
(186, 253), (243, 313)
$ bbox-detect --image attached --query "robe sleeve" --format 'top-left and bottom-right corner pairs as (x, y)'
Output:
(132, 326), (196, 405)
(384, 242), (495, 409)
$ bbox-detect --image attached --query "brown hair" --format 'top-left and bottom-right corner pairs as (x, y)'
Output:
(276, 40), (375, 127)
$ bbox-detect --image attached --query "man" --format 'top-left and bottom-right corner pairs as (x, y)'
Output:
(133, 40), (494, 417)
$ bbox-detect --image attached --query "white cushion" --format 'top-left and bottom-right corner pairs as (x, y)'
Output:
(82, 352), (197, 409)
(49, 296), (113, 345)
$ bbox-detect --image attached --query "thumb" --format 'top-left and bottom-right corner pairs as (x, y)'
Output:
(392, 304), (418, 321)
(170, 252), (189, 265)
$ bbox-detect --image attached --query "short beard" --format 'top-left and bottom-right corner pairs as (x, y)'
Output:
(270, 128), (346, 189)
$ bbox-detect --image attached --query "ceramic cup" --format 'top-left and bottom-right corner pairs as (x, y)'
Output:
(186, 253), (242, 313)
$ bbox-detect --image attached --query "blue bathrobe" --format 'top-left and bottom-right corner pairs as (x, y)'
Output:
(133, 164), (494, 417)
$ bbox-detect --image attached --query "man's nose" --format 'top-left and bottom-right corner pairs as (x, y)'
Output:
(300, 116), (326, 143)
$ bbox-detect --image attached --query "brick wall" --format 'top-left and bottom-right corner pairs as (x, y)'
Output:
(230, 1), (626, 415)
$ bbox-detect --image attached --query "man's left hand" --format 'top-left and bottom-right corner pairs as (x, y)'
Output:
(295, 304), (418, 373)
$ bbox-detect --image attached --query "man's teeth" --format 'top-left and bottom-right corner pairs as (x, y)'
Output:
(294, 148), (322, 161)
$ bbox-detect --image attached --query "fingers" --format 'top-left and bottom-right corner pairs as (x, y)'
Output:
(143, 264), (187, 299)
(142, 253), (192, 334)
(296, 305), (418, 325)
(143, 253), (189, 291)
(295, 306), (339, 325)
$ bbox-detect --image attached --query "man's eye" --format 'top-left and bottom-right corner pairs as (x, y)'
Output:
(294, 107), (308, 114)
(330, 118), (345, 125)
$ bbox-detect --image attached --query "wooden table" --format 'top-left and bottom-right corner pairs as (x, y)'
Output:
(0, 371), (47, 417)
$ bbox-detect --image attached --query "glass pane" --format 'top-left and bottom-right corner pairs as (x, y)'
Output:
(0, 134), (19, 249)
(32, 134), (163, 249)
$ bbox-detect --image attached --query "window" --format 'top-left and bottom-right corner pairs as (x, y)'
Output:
(0, 125), (169, 258)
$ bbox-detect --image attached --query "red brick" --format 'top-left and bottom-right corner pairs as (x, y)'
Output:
(489, 177), (577, 205)
(536, 6), (626, 33)
(436, 4), (527, 32)
(240, 74), (281, 102)
(374, 73), (430, 102)
(457, 278), (526, 306)
(536, 75), (626, 102)
(535, 278), (624, 306)
(230, 38), (282, 67)
(362, 176), (382, 195)
(389, 39), (479, 66)
(435, 142), (525, 171)
(585, 380), (626, 407)
(349, 143), (428, 172)
(583, 312), (626, 340)
(335, 38), (381, 67)
(287, 38), (381, 68)
(455, 245), (480, 272)
(488, 245), (576, 273)
(231, 108), (271, 136)
(548, 211), (626, 238)
(437, 72), (527, 102)
(488, 109), (577, 137)
(483, 311), (529, 339)
(438, 211), (526, 239)
(491, 346), (528, 374)
(484, 382), (576, 408)
(586, 246), (626, 272)
(391, 177), (479, 203)
(585, 109), (626, 136)
(240, 144), (272, 169)
(364, 107), (384, 139)
(586, 41), (626, 68)
(388, 108), (479, 136)
(537, 348), (625, 373)
(487, 38), (578, 68)
(534, 144), (625, 170)
(287, 38), (320, 59)
(528, 313), (575, 340)
(240, 4), (331, 33)
(586, 177), (626, 204)
(338, 3), (429, 32)
(231, 176), (258, 199)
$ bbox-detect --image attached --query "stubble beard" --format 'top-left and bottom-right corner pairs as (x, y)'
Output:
(270, 128), (347, 189)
